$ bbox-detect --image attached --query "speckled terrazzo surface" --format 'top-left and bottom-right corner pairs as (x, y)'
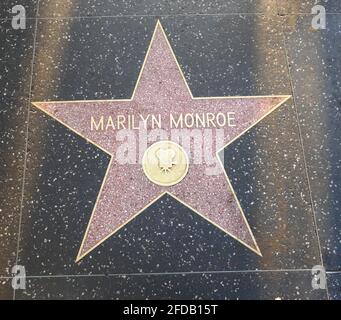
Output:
(0, 1), (340, 300)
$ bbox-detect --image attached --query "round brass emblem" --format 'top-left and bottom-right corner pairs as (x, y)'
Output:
(142, 141), (189, 187)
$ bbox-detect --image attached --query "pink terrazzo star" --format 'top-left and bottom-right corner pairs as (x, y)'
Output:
(33, 21), (290, 261)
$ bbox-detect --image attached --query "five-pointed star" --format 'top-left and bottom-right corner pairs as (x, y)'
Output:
(33, 21), (290, 262)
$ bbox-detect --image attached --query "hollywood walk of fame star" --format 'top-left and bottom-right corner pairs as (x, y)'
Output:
(32, 21), (290, 262)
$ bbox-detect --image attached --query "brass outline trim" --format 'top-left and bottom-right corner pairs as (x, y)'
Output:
(32, 20), (291, 262)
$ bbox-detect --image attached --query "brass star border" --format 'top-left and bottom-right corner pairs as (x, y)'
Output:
(32, 21), (291, 262)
